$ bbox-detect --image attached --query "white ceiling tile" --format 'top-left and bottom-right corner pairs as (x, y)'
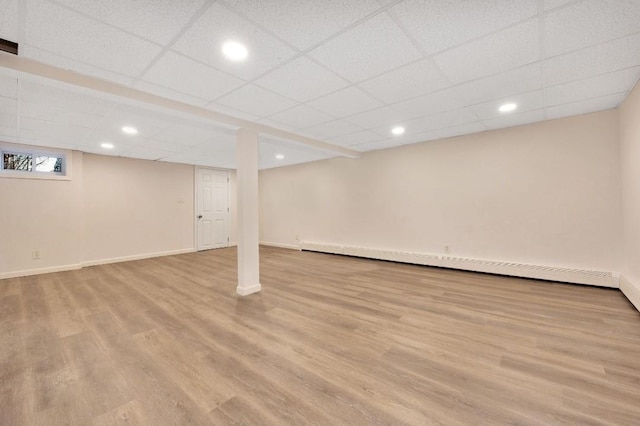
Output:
(544, 0), (640, 58)
(52, 0), (207, 45)
(0, 74), (18, 99)
(141, 52), (245, 102)
(0, 97), (16, 115)
(0, 128), (18, 142)
(172, 2), (296, 81)
(25, 0), (162, 77)
(358, 59), (451, 104)
(19, 79), (117, 116)
(327, 130), (384, 147)
(0, 0), (19, 41)
(429, 122), (487, 140)
(392, 107), (479, 135)
(434, 19), (540, 84)
(544, 0), (576, 11)
(206, 102), (261, 122)
(124, 137), (190, 154)
(545, 92), (626, 120)
(266, 105), (334, 130)
(168, 137), (236, 168)
(345, 106), (407, 129)
(153, 122), (233, 147)
(254, 57), (349, 102)
(19, 45), (137, 87)
(256, 118), (297, 133)
(20, 101), (104, 128)
(482, 108), (545, 130)
(189, 137), (237, 156)
(391, 0), (537, 55)
(309, 12), (422, 82)
(471, 90), (544, 120)
(453, 63), (543, 105)
(79, 142), (126, 156)
(301, 119), (363, 140)
(307, 86), (383, 117)
(392, 87), (469, 119)
(545, 67), (640, 107)
(120, 146), (176, 161)
(20, 116), (92, 139)
(0, 111), (17, 129)
(543, 33), (640, 86)
(394, 131), (441, 146)
(259, 136), (336, 169)
(18, 135), (80, 151)
(217, 84), (297, 118)
(133, 81), (211, 107)
(350, 138), (402, 152)
(224, 0), (382, 50)
(81, 129), (128, 152)
(96, 105), (176, 140)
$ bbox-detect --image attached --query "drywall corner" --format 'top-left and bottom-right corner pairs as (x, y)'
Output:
(620, 275), (640, 312)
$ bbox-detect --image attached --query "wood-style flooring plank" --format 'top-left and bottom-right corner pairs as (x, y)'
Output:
(1, 246), (639, 425)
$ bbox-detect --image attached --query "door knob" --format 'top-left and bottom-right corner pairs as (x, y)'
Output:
(198, 215), (203, 219)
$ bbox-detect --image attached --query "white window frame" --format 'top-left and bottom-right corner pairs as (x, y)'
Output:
(0, 145), (72, 181)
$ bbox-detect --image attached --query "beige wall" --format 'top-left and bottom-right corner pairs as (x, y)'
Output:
(0, 148), (84, 275)
(260, 110), (623, 273)
(82, 154), (194, 263)
(619, 81), (640, 309)
(0, 147), (239, 278)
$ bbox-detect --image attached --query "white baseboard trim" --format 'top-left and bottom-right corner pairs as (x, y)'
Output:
(237, 283), (262, 296)
(260, 241), (301, 250)
(620, 276), (640, 312)
(82, 248), (196, 267)
(2, 248), (198, 280)
(0, 263), (82, 280)
(300, 241), (619, 288)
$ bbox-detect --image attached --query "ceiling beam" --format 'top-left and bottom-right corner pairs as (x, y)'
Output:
(0, 52), (361, 159)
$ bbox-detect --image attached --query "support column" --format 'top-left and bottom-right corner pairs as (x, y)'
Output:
(235, 127), (262, 296)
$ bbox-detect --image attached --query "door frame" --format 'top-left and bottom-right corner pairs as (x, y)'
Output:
(194, 166), (231, 251)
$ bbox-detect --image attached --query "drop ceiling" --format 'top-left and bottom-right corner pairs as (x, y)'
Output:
(0, 0), (639, 169)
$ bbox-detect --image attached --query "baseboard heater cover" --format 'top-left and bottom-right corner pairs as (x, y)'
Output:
(300, 241), (618, 288)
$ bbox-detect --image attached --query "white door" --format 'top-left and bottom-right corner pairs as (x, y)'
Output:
(196, 168), (230, 251)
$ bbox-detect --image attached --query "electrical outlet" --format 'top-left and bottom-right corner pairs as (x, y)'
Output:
(443, 245), (450, 254)
(295, 234), (299, 241)
(32, 250), (40, 260)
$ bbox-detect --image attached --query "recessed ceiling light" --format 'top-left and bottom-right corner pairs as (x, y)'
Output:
(222, 41), (248, 61)
(499, 103), (518, 113)
(101, 142), (114, 149)
(391, 126), (405, 136)
(122, 126), (138, 135)
(275, 154), (285, 160)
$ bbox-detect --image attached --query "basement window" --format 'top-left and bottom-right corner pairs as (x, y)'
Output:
(0, 147), (69, 179)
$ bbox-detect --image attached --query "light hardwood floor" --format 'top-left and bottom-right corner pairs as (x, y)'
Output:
(1, 246), (639, 425)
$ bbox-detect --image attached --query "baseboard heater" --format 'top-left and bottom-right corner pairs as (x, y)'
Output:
(300, 241), (618, 288)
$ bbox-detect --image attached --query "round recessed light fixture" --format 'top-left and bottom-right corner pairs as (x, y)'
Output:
(222, 41), (248, 61)
(275, 153), (285, 160)
(391, 126), (405, 136)
(499, 103), (518, 113)
(101, 142), (114, 149)
(122, 126), (138, 135)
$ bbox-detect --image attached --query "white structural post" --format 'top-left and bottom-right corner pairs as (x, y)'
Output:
(235, 127), (262, 296)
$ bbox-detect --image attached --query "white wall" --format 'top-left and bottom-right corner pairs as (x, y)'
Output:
(260, 110), (623, 275)
(0, 148), (237, 278)
(0, 147), (84, 275)
(620, 81), (640, 310)
(82, 154), (195, 263)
